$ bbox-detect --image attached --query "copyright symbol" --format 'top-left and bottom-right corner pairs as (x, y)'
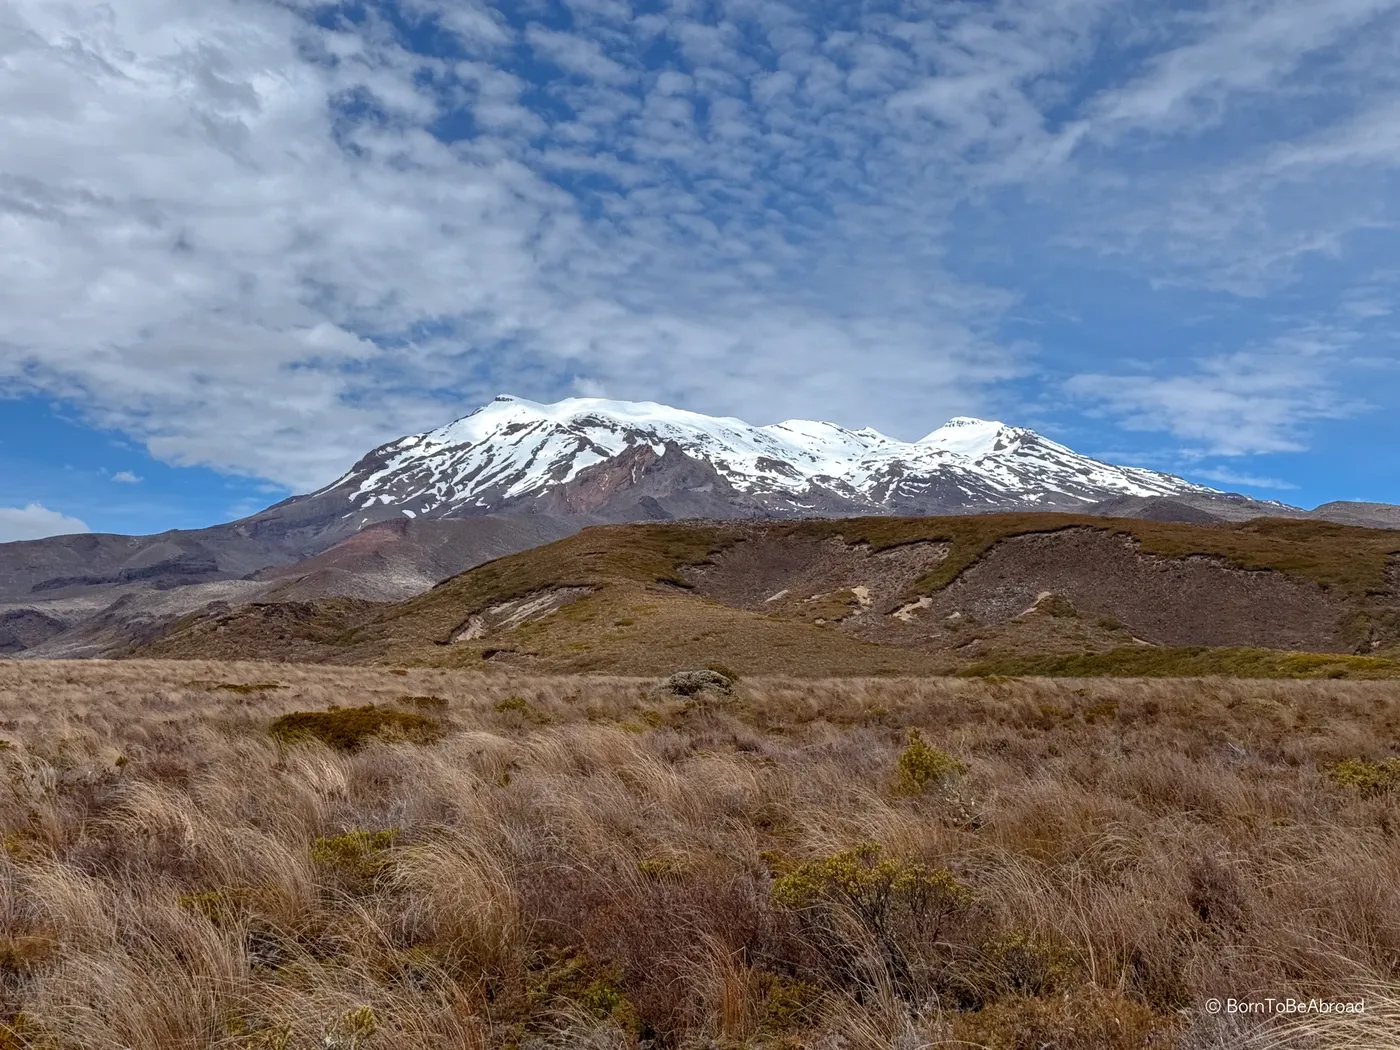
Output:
(1206, 999), (1222, 1015)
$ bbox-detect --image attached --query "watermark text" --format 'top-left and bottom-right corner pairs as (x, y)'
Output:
(1204, 998), (1366, 1016)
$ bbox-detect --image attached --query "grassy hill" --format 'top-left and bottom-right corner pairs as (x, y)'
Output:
(132, 514), (1400, 677)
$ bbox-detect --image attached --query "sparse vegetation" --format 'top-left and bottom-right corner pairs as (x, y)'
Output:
(1, 659), (1398, 1048)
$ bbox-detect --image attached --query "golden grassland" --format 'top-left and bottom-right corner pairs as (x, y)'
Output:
(133, 515), (1400, 675)
(2, 661), (1399, 1049)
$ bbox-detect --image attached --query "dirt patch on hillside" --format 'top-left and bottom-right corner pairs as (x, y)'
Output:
(871, 528), (1351, 651)
(684, 533), (949, 616)
(450, 587), (593, 643)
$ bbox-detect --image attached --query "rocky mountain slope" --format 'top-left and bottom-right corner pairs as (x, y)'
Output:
(322, 394), (1216, 520)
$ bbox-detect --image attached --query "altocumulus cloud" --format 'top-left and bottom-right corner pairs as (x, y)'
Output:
(0, 505), (91, 543)
(1, 0), (1398, 491)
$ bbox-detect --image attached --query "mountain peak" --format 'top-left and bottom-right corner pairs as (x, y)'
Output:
(330, 395), (1212, 523)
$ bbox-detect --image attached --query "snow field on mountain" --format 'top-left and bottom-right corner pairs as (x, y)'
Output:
(340, 394), (1212, 514)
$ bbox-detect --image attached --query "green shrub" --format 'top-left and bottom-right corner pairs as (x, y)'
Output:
(269, 706), (442, 751)
(757, 974), (820, 1036)
(979, 928), (1083, 997)
(772, 842), (970, 918)
(1327, 757), (1400, 795)
(322, 1005), (377, 1050)
(524, 950), (641, 1035)
(311, 829), (398, 889)
(1034, 594), (1078, 618)
(578, 976), (640, 1031)
(771, 842), (971, 996)
(895, 728), (967, 794)
(177, 889), (243, 926)
(637, 854), (689, 881)
(1082, 699), (1119, 725)
(960, 646), (1400, 679)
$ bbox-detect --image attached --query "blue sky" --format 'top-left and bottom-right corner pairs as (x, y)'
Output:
(2, 0), (1399, 539)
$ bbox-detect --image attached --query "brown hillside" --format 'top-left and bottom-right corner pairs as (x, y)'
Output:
(129, 514), (1400, 675)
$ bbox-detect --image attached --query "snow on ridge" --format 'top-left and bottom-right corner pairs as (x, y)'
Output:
(341, 394), (1213, 512)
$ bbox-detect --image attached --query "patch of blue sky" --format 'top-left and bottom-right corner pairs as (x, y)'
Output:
(0, 397), (291, 535)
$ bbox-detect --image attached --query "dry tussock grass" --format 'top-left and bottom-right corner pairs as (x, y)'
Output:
(0, 660), (1398, 1049)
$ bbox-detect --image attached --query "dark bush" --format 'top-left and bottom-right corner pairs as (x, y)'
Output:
(268, 705), (443, 751)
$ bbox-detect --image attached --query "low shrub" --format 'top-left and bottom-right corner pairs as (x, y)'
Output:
(311, 829), (398, 874)
(949, 985), (1173, 1050)
(269, 705), (443, 751)
(961, 645), (1400, 679)
(492, 695), (551, 724)
(771, 842), (971, 995)
(895, 728), (967, 794)
(1327, 757), (1400, 795)
(978, 927), (1083, 998)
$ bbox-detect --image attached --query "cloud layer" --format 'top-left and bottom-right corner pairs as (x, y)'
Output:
(2, 0), (1398, 490)
(0, 503), (91, 543)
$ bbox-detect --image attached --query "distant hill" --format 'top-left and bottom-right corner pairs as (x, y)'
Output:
(128, 514), (1400, 678)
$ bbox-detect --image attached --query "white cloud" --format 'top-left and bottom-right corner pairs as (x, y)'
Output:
(0, 0), (1396, 494)
(112, 471), (142, 484)
(1189, 468), (1298, 491)
(0, 504), (91, 543)
(1066, 344), (1358, 456)
(1086, 0), (1400, 139)
(0, 0), (1033, 489)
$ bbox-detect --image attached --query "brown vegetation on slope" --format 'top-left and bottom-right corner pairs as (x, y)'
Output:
(127, 515), (1400, 674)
(1, 661), (1399, 1048)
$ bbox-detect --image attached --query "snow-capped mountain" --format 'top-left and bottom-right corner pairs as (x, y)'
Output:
(318, 395), (1214, 524)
